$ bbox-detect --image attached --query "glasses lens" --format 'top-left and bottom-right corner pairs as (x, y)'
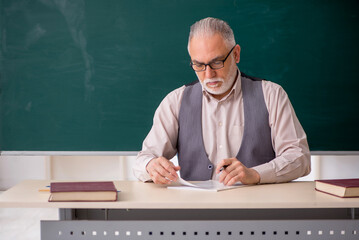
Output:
(209, 61), (224, 69)
(192, 63), (205, 72)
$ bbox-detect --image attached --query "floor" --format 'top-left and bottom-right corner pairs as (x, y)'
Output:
(0, 192), (58, 240)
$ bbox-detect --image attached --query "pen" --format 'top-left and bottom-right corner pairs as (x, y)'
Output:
(38, 186), (50, 192)
(38, 189), (50, 192)
(219, 165), (229, 172)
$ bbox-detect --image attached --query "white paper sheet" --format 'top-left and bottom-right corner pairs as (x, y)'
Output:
(168, 176), (243, 192)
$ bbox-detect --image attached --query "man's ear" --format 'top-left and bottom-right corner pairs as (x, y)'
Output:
(234, 45), (241, 63)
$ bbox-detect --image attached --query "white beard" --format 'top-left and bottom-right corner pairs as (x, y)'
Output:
(200, 66), (237, 96)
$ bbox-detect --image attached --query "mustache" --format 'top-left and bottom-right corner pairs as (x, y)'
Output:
(203, 78), (224, 84)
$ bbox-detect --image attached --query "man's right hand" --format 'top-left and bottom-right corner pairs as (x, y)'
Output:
(146, 156), (181, 184)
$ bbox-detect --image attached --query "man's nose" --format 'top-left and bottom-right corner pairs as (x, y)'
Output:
(204, 65), (216, 79)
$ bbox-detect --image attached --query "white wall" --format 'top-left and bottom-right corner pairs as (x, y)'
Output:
(0, 155), (138, 190)
(1, 155), (359, 190)
(0, 156), (50, 190)
(316, 155), (359, 180)
(50, 156), (134, 181)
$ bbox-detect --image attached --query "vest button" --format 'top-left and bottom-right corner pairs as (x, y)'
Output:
(208, 165), (213, 169)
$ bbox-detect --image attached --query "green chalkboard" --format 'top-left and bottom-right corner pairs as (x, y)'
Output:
(1, 0), (358, 152)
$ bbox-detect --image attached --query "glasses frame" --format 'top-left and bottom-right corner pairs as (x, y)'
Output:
(190, 45), (236, 72)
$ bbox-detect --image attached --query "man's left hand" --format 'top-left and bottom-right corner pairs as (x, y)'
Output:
(216, 158), (260, 185)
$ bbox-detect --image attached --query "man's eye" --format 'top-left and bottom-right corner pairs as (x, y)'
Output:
(211, 61), (223, 66)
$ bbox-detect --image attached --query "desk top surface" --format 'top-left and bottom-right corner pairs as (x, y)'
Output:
(0, 180), (358, 209)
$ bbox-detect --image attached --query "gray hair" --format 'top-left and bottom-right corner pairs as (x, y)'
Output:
(188, 17), (236, 50)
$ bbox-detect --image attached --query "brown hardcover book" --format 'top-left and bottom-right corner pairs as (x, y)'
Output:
(315, 178), (359, 198)
(49, 181), (118, 202)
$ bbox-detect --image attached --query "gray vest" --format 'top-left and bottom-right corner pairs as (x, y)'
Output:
(177, 72), (275, 180)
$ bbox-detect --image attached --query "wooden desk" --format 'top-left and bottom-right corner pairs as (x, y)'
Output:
(1, 180), (358, 239)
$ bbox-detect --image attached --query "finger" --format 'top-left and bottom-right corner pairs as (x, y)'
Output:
(168, 161), (181, 172)
(224, 161), (243, 173)
(147, 158), (173, 184)
(150, 171), (171, 185)
(160, 160), (179, 177)
(159, 161), (180, 181)
(222, 164), (243, 185)
(146, 157), (168, 172)
(222, 169), (237, 185)
(226, 176), (240, 186)
(216, 158), (234, 174)
(154, 165), (177, 182)
(218, 166), (233, 183)
(150, 157), (177, 180)
(217, 157), (240, 174)
(218, 170), (227, 183)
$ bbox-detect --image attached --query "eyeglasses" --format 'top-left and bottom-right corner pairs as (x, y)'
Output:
(190, 45), (236, 72)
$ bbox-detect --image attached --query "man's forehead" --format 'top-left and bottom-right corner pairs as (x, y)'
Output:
(189, 34), (228, 61)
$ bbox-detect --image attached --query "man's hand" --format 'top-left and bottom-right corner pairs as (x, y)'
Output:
(146, 156), (181, 184)
(216, 158), (260, 185)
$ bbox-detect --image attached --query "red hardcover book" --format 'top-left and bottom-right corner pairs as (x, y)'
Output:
(49, 181), (118, 202)
(315, 178), (359, 198)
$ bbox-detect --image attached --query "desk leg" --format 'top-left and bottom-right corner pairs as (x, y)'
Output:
(351, 208), (356, 220)
(59, 209), (76, 220)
